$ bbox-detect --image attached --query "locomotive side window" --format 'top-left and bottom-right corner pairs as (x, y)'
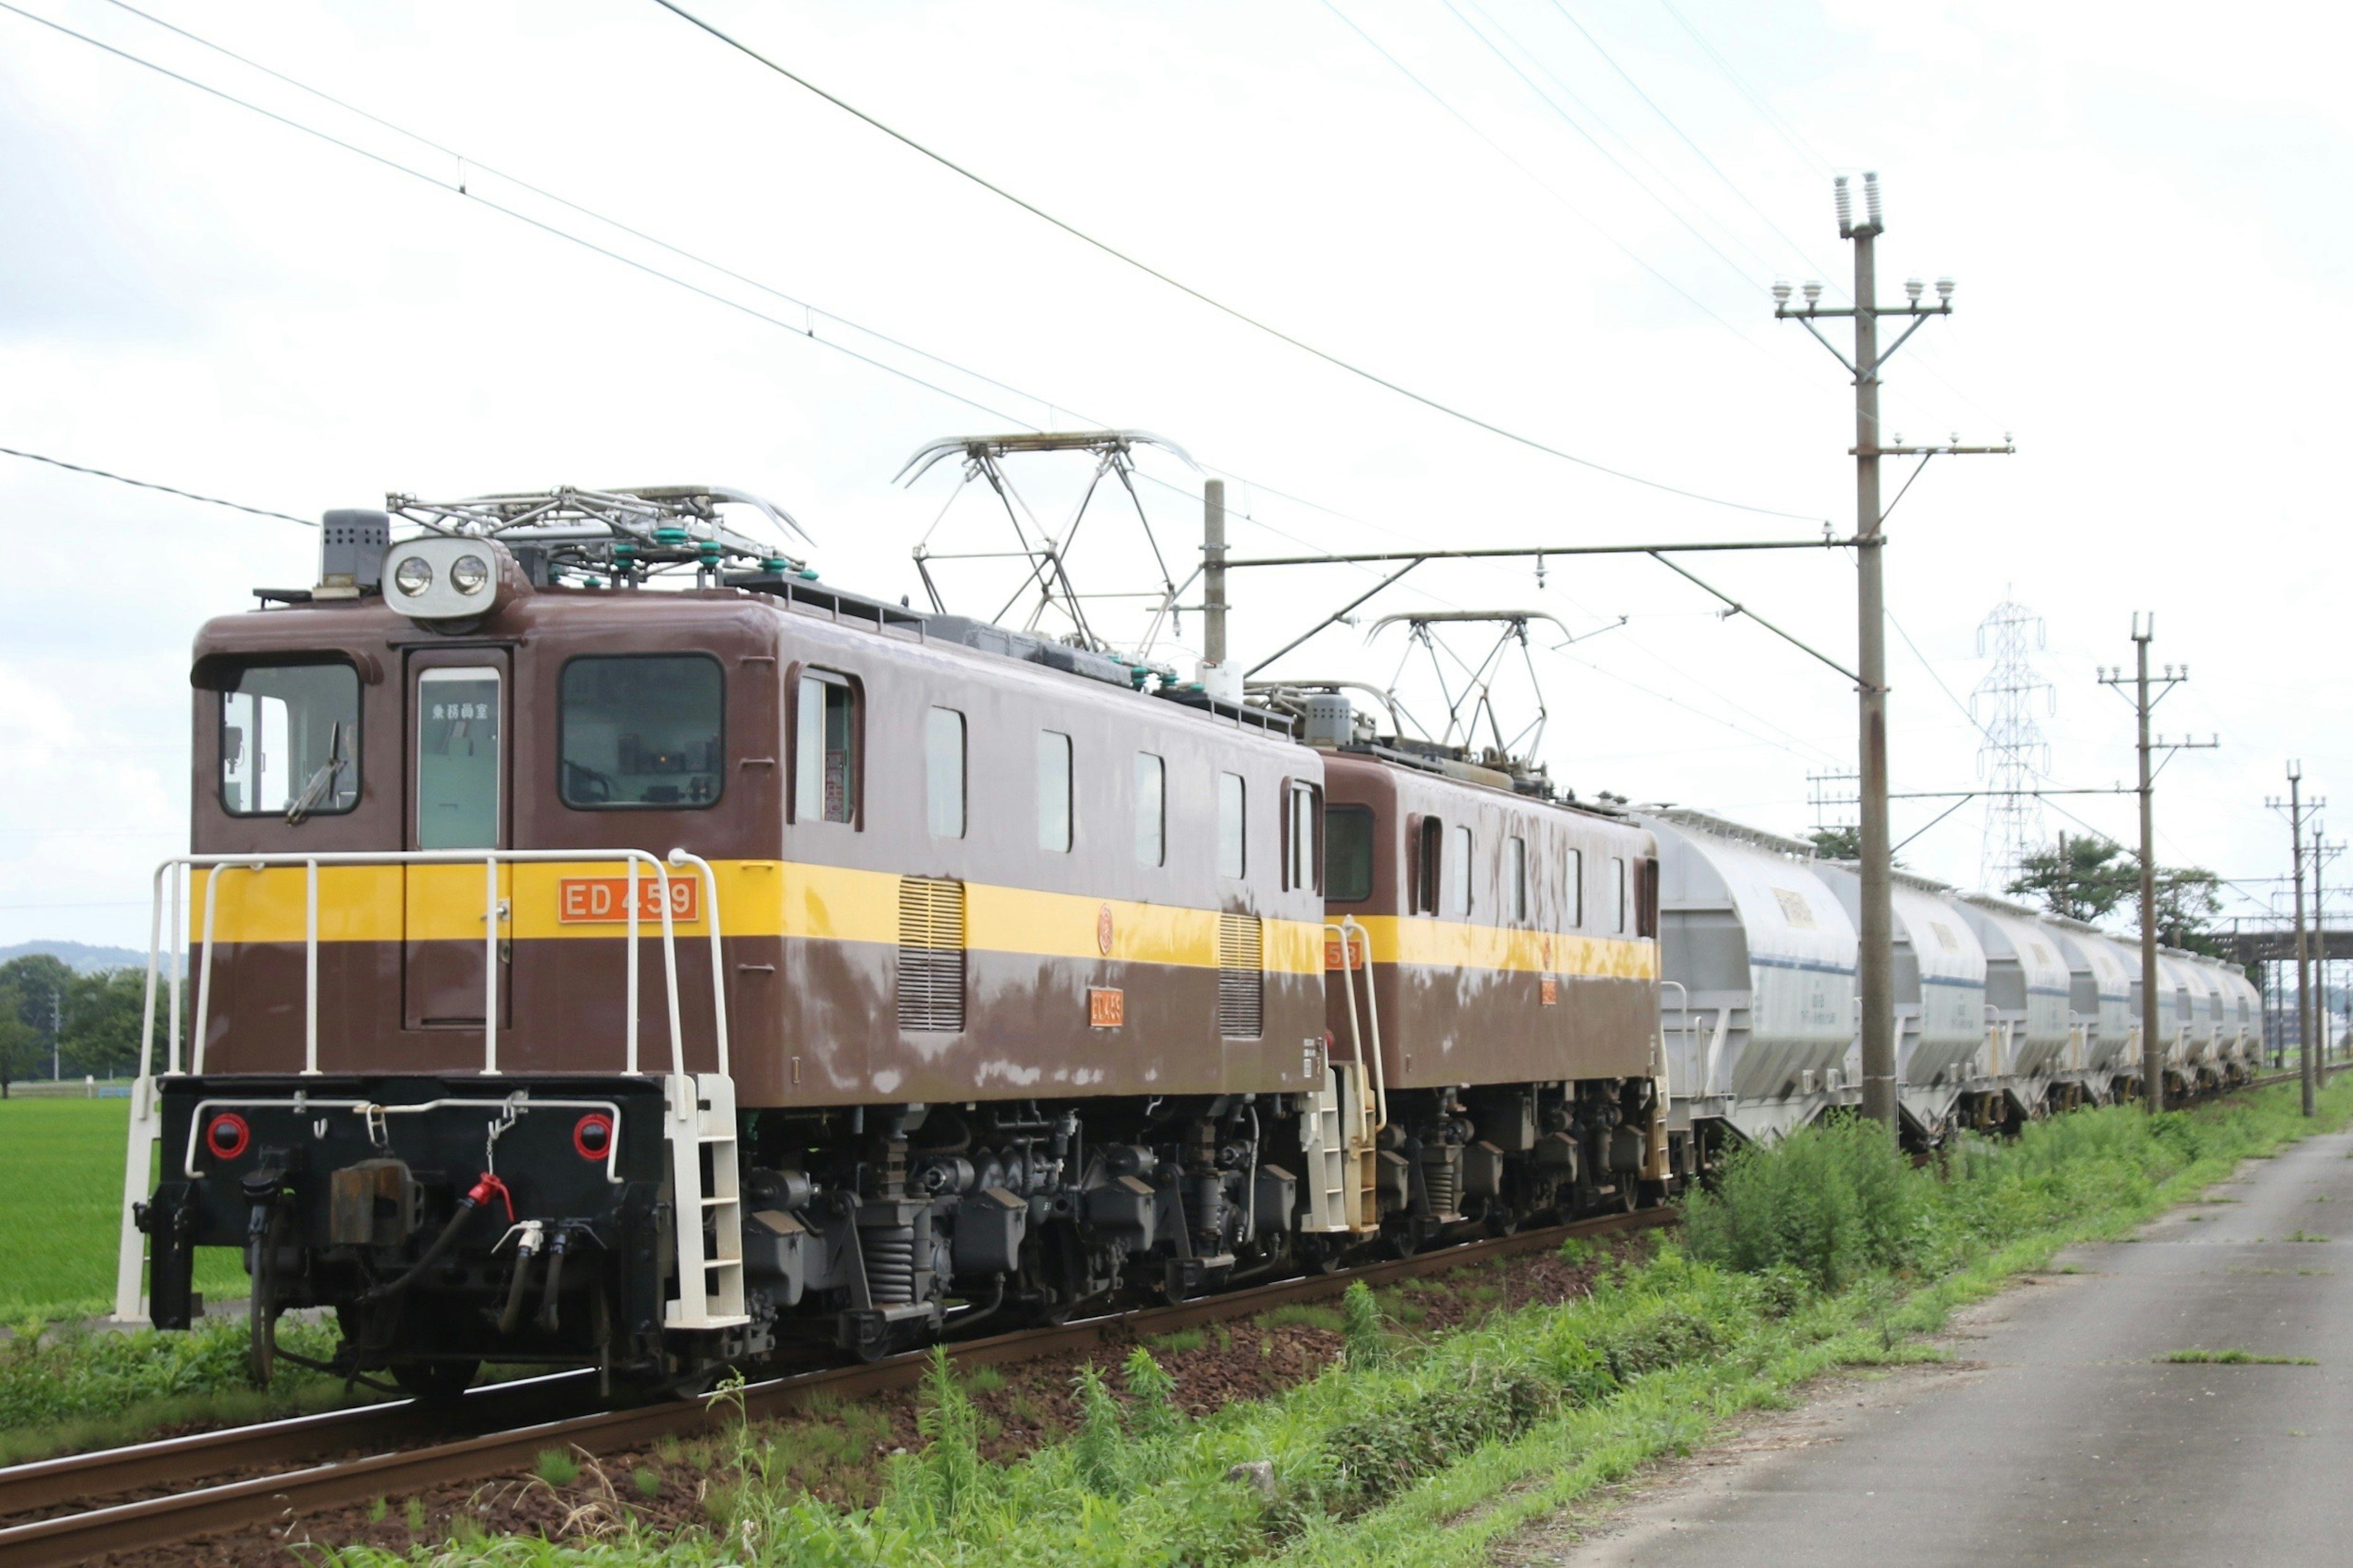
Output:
(1134, 752), (1165, 866)
(219, 661), (359, 819)
(1325, 806), (1373, 902)
(416, 666), (501, 849)
(1284, 782), (1320, 893)
(1217, 772), (1246, 878)
(1038, 731), (1073, 852)
(1446, 824), (1472, 917)
(1566, 847), (1584, 927)
(926, 708), (964, 838)
(1612, 855), (1629, 933)
(1414, 816), (1442, 914)
(1507, 835), (1528, 923)
(558, 655), (722, 809)
(795, 671), (857, 825)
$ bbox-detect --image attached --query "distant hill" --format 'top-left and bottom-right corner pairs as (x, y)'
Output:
(0, 941), (149, 974)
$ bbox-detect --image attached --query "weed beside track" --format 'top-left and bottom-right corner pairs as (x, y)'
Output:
(290, 1079), (2353, 1568)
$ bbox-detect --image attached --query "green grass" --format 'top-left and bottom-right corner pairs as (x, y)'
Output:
(0, 1312), (359, 1465)
(0, 1098), (243, 1320)
(309, 1080), (2353, 1568)
(2161, 1347), (2317, 1365)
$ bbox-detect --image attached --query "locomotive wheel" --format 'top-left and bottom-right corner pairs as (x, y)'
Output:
(392, 1358), (481, 1405)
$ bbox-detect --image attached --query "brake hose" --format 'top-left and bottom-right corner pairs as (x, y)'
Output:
(536, 1227), (572, 1334)
(360, 1173), (510, 1305)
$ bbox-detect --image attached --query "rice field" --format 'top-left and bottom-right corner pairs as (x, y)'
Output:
(0, 1097), (243, 1321)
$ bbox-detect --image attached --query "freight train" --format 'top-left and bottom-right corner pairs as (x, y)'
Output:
(110, 474), (2253, 1397)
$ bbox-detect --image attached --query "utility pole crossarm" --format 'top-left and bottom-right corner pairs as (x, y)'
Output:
(1771, 169), (2010, 1137)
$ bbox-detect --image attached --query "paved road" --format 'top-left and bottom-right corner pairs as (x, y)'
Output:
(1533, 1127), (2353, 1567)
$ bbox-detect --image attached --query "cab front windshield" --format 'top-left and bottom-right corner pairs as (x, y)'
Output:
(221, 661), (360, 820)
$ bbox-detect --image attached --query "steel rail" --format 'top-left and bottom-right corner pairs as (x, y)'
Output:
(0, 1370), (599, 1521)
(0, 1208), (1671, 1567)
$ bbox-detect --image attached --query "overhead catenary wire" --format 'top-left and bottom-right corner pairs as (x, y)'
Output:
(648, 0), (1821, 523)
(1442, 0), (1790, 295)
(0, 0), (1043, 433)
(1317, 1), (1800, 387)
(1654, 0), (1836, 180)
(37, 0), (1809, 621)
(10, 0), (1900, 821)
(10, 1), (1621, 667)
(0, 443), (313, 526)
(1544, 0), (1845, 290)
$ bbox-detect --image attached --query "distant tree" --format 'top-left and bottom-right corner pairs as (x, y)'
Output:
(0, 955), (72, 1090)
(0, 982), (37, 1097)
(1809, 826), (1860, 861)
(2007, 838), (2137, 923)
(63, 969), (149, 1080)
(1807, 825), (1904, 868)
(2148, 866), (2227, 958)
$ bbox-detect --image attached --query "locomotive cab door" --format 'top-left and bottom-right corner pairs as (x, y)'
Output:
(403, 653), (514, 1036)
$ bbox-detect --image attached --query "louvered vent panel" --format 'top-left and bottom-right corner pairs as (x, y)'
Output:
(897, 877), (966, 1032)
(1216, 912), (1264, 1039)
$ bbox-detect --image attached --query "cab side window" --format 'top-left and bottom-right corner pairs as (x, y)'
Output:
(1217, 772), (1246, 877)
(1039, 731), (1073, 852)
(1414, 816), (1442, 914)
(926, 707), (964, 838)
(794, 670), (857, 825)
(559, 654), (723, 809)
(1446, 824), (1472, 917)
(219, 659), (360, 819)
(1283, 781), (1321, 893)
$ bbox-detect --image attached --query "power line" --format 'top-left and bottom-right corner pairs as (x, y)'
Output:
(0, 443), (313, 526)
(1317, 0), (1791, 385)
(1443, 0), (1786, 294)
(94, 0), (1072, 431)
(7, 4), (1586, 655)
(11, 1), (1874, 795)
(1654, 0), (1836, 180)
(649, 0), (1821, 523)
(1543, 1), (1845, 287)
(0, 1), (1056, 433)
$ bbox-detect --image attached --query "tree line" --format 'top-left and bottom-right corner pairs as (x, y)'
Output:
(0, 955), (159, 1096)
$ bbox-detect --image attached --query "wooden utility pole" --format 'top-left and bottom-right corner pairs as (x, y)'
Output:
(1773, 172), (2009, 1133)
(2100, 618), (2215, 1113)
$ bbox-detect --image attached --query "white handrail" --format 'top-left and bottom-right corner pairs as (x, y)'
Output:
(1339, 915), (1387, 1131)
(305, 860), (320, 1076)
(1658, 980), (1689, 1099)
(670, 849), (730, 1079)
(154, 848), (698, 1080)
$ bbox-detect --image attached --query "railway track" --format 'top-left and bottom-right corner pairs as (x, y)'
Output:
(0, 1206), (1673, 1567)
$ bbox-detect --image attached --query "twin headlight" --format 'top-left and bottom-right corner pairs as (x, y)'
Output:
(381, 538), (507, 623)
(392, 551), (491, 598)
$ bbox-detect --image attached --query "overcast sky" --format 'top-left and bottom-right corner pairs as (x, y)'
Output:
(1, 0), (2344, 952)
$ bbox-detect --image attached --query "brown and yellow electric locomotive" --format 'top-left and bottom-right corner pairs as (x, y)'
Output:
(116, 482), (1665, 1394)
